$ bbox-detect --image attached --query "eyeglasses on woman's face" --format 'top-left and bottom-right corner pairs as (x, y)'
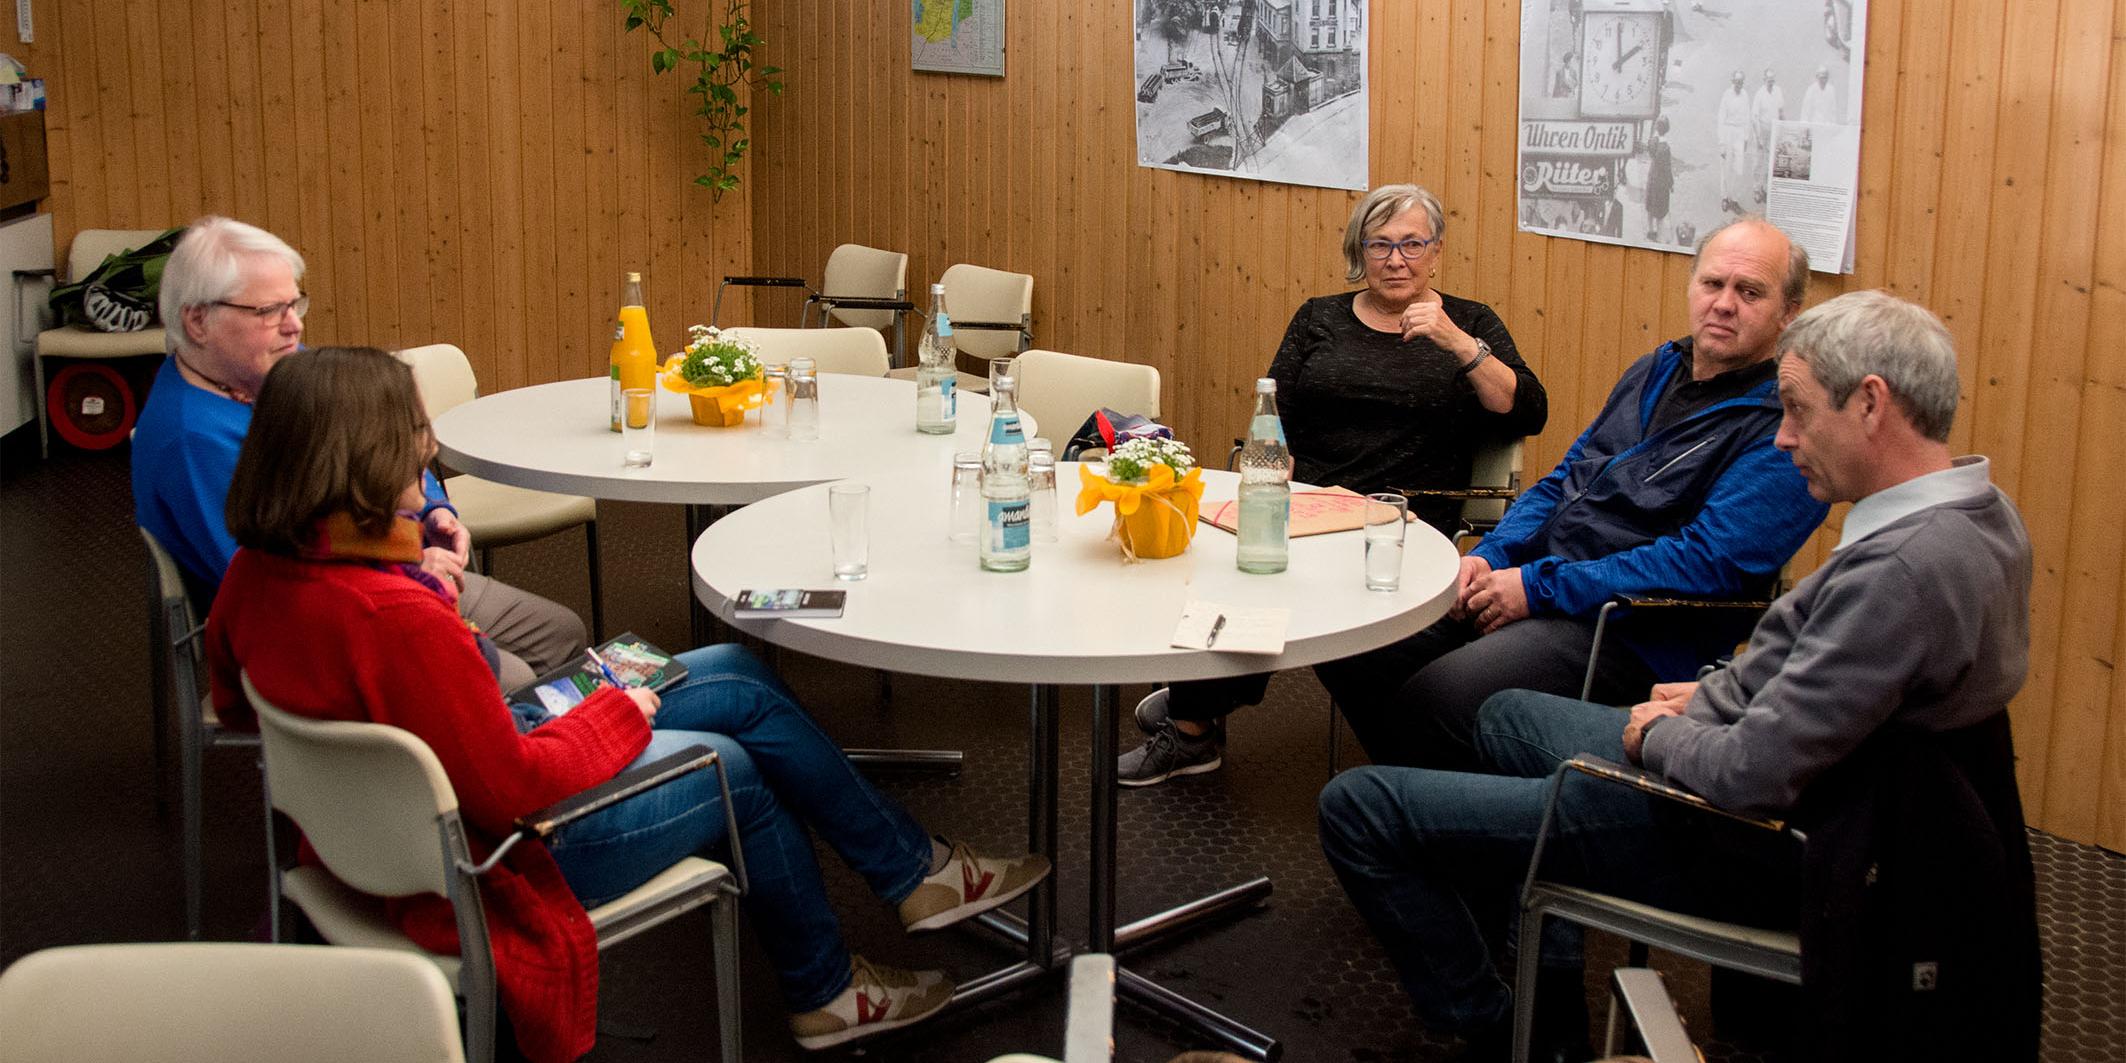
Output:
(1362, 237), (1438, 261)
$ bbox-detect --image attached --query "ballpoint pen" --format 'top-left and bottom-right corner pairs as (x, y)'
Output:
(585, 646), (625, 688)
(1205, 613), (1227, 649)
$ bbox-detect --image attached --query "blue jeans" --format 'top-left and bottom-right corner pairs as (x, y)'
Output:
(540, 645), (934, 1012)
(1316, 689), (1796, 1034)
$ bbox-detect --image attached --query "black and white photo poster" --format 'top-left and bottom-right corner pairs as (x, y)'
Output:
(1518, 0), (1866, 271)
(1135, 0), (1370, 191)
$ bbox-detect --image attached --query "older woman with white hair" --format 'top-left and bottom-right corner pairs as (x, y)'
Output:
(1270, 183), (1546, 531)
(1119, 184), (1548, 787)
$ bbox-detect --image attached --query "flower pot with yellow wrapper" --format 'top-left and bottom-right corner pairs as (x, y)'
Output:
(1075, 437), (1204, 561)
(662, 325), (767, 427)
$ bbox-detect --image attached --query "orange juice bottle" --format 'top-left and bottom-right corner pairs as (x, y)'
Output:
(608, 271), (659, 431)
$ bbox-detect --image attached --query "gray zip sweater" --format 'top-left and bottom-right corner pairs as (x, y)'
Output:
(1642, 460), (2031, 814)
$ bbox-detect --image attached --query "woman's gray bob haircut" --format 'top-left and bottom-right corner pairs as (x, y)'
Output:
(1342, 184), (1445, 282)
(1779, 289), (1960, 442)
(160, 216), (307, 355)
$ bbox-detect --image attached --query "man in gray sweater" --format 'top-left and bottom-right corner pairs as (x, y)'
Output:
(1317, 289), (2032, 1060)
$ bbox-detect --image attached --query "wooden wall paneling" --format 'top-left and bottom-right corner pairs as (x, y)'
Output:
(189, 6), (235, 227)
(582, 0), (620, 372)
(1884, 0), (1948, 304)
(356, 0), (407, 346)
(86, 1), (134, 225)
(2092, 0), (2126, 853)
(516, 0), (558, 384)
(31, 3), (80, 245)
(1846, 0), (1901, 288)
(419, 0), (465, 356)
(548, 1), (588, 379)
(1931, 0), (2010, 462)
(319, 1), (369, 348)
(285, 2), (332, 345)
(149, 0), (201, 226)
(1977, 0), (2062, 812)
(451, 0), (499, 385)
(485, 2), (530, 388)
(2026, 0), (2113, 845)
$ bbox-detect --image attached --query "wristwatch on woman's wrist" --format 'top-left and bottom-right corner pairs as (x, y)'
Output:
(1457, 338), (1493, 376)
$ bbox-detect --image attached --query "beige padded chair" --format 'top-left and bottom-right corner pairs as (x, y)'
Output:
(396, 343), (602, 637)
(140, 525), (267, 942)
(810, 243), (911, 331)
(0, 942), (466, 1063)
(244, 672), (747, 1063)
(886, 262), (1035, 388)
(722, 325), (890, 376)
(1010, 348), (1160, 453)
(33, 228), (171, 457)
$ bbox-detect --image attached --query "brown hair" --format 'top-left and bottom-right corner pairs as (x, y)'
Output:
(226, 346), (431, 554)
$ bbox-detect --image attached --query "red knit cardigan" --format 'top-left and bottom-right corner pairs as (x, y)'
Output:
(207, 548), (649, 1063)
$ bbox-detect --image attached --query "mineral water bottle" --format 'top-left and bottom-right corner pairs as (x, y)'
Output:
(915, 282), (957, 434)
(608, 272), (658, 432)
(1235, 378), (1291, 574)
(979, 377), (1032, 572)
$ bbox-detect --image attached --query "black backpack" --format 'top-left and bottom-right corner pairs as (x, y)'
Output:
(48, 228), (184, 332)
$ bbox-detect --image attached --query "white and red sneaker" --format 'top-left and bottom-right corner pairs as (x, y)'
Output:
(788, 955), (953, 1050)
(896, 836), (1052, 932)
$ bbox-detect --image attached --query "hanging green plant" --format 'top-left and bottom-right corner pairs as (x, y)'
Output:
(621, 0), (784, 201)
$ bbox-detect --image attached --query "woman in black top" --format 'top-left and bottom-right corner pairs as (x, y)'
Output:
(1118, 184), (1549, 787)
(1268, 183), (1547, 534)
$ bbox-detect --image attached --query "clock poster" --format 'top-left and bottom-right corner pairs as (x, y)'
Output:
(1517, 0), (1868, 272)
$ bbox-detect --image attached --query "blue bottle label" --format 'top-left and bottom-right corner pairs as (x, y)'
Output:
(989, 500), (1030, 550)
(990, 416), (1023, 445)
(940, 376), (956, 418)
(936, 312), (952, 338)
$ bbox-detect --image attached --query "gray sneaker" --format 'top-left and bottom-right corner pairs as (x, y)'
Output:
(1117, 720), (1223, 787)
(1133, 687), (1226, 742)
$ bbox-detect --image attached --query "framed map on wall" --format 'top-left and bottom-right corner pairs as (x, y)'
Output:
(914, 0), (1006, 77)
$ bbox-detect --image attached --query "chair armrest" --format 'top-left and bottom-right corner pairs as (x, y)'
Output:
(720, 275), (810, 288)
(1610, 968), (1698, 1063)
(814, 295), (916, 313)
(950, 319), (1025, 332)
(13, 268), (56, 282)
(1610, 591), (1774, 612)
(1561, 755), (1786, 832)
(515, 746), (718, 839)
(1397, 486), (1523, 501)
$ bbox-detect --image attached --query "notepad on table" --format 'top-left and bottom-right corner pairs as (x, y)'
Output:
(1200, 486), (1372, 538)
(1171, 601), (1288, 654)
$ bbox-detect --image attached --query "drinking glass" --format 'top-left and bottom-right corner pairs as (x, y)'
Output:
(948, 451), (983, 544)
(1028, 445), (1058, 543)
(1363, 492), (1408, 591)
(785, 357), (820, 442)
(759, 363), (788, 437)
(829, 483), (869, 580)
(987, 356), (1015, 397)
(621, 387), (655, 468)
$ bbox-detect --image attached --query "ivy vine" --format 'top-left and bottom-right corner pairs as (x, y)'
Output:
(621, 0), (784, 201)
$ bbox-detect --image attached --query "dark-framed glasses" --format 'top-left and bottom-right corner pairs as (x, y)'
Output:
(1363, 237), (1438, 261)
(214, 292), (310, 321)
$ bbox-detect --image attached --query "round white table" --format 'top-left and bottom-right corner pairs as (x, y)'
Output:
(690, 464), (1459, 1060)
(432, 373), (1032, 506)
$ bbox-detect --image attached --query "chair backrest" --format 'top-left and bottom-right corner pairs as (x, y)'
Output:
(66, 228), (171, 282)
(243, 671), (461, 900)
(820, 244), (909, 330)
(396, 343), (480, 419)
(939, 263), (1034, 360)
(1462, 437), (1524, 524)
(139, 525), (206, 703)
(0, 942), (466, 1063)
(1011, 349), (1160, 449)
(724, 326), (890, 376)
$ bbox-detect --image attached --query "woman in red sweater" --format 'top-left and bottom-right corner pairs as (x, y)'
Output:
(206, 347), (1048, 1060)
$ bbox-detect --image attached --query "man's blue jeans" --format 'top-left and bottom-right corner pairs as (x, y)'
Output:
(541, 645), (934, 1012)
(1317, 689), (1797, 1035)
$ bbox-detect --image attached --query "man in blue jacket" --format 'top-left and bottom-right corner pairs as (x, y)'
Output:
(1316, 217), (1829, 769)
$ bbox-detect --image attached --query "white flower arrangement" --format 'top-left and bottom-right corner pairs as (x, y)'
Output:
(1102, 436), (1196, 483)
(674, 324), (763, 388)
